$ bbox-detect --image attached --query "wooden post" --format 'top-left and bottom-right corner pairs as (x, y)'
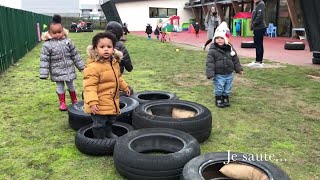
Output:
(216, 3), (225, 22)
(287, 0), (299, 28)
(232, 1), (240, 14)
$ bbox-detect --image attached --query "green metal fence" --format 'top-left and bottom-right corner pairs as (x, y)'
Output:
(0, 6), (51, 73)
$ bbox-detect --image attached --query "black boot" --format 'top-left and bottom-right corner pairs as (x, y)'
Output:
(222, 96), (230, 107)
(92, 126), (106, 139)
(215, 96), (225, 108)
(105, 120), (118, 139)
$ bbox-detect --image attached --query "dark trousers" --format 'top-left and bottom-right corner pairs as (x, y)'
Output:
(91, 114), (116, 139)
(253, 29), (265, 63)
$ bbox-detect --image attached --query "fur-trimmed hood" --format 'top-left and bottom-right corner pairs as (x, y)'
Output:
(41, 28), (69, 41)
(86, 45), (123, 64)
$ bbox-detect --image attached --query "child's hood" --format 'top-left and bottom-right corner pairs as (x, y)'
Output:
(86, 45), (123, 64)
(41, 28), (69, 41)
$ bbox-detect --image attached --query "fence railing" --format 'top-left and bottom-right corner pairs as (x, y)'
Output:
(0, 6), (51, 73)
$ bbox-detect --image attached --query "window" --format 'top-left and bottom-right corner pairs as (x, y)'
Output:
(149, 7), (177, 18)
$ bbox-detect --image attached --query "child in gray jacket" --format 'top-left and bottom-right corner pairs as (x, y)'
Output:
(40, 15), (84, 111)
(206, 29), (243, 108)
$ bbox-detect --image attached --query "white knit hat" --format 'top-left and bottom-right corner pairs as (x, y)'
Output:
(214, 22), (235, 56)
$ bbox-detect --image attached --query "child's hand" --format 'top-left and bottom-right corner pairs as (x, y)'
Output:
(239, 71), (244, 75)
(126, 89), (131, 96)
(90, 105), (99, 114)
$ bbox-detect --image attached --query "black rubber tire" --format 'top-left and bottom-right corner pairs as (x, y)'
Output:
(83, 29), (93, 32)
(113, 128), (200, 180)
(68, 101), (92, 131)
(131, 90), (178, 104)
(120, 86), (134, 97)
(68, 98), (139, 130)
(181, 152), (290, 180)
(241, 41), (255, 48)
(132, 100), (212, 143)
(312, 57), (320, 64)
(284, 42), (305, 50)
(313, 51), (320, 58)
(117, 96), (139, 125)
(75, 122), (133, 156)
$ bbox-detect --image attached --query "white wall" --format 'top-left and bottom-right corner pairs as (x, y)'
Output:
(115, 0), (193, 31)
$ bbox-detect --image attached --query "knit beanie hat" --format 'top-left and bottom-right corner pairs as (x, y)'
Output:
(214, 22), (235, 56)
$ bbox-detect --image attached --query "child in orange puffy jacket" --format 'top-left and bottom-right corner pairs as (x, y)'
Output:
(83, 32), (131, 139)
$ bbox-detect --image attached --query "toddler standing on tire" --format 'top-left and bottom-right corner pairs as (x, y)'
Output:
(40, 15), (84, 111)
(206, 26), (243, 108)
(83, 32), (131, 139)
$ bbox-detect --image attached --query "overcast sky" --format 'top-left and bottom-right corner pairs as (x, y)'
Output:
(0, 0), (99, 9)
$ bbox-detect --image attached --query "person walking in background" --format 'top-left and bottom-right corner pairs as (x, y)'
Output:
(248, 0), (267, 68)
(40, 15), (84, 111)
(206, 27), (243, 108)
(145, 23), (153, 40)
(236, 19), (242, 37)
(106, 21), (133, 74)
(203, 6), (220, 51)
(194, 21), (200, 37)
(83, 32), (131, 139)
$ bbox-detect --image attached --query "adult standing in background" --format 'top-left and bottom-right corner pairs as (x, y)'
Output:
(248, 0), (267, 68)
(203, 6), (220, 51)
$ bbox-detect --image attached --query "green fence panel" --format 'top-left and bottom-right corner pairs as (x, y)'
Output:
(0, 6), (51, 73)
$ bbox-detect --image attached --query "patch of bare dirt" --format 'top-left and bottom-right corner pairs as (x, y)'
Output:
(244, 63), (286, 69)
(307, 74), (320, 82)
(172, 43), (202, 51)
(172, 73), (211, 87)
(233, 76), (255, 87)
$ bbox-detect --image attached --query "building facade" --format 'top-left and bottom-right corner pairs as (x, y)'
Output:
(80, 4), (105, 20)
(21, 0), (80, 17)
(101, 0), (193, 31)
(186, 0), (304, 37)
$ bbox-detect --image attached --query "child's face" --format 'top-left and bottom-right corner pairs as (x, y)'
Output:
(215, 37), (226, 46)
(49, 24), (64, 39)
(95, 38), (114, 60)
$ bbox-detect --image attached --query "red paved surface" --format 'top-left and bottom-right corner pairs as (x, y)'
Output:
(131, 31), (316, 67)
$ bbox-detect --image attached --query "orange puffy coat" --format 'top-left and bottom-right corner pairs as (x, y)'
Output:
(83, 46), (129, 115)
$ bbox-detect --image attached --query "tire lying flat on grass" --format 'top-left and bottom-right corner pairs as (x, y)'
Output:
(68, 97), (139, 130)
(284, 42), (305, 50)
(181, 152), (290, 180)
(131, 91), (178, 104)
(241, 41), (255, 48)
(113, 128), (201, 180)
(117, 96), (139, 125)
(132, 100), (212, 143)
(75, 122), (133, 156)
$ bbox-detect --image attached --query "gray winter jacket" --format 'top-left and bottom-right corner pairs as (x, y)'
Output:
(40, 37), (84, 82)
(115, 41), (133, 74)
(251, 0), (267, 30)
(206, 44), (243, 79)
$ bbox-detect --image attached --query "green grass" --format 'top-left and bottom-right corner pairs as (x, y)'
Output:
(0, 31), (319, 179)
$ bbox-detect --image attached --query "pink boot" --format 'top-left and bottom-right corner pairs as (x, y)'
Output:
(57, 93), (67, 111)
(69, 90), (78, 104)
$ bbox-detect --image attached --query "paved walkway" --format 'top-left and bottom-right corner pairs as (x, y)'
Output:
(131, 31), (317, 67)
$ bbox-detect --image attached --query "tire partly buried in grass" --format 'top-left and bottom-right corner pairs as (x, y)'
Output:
(131, 90), (178, 104)
(75, 122), (133, 156)
(113, 128), (200, 180)
(241, 41), (255, 48)
(181, 152), (290, 180)
(132, 100), (212, 143)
